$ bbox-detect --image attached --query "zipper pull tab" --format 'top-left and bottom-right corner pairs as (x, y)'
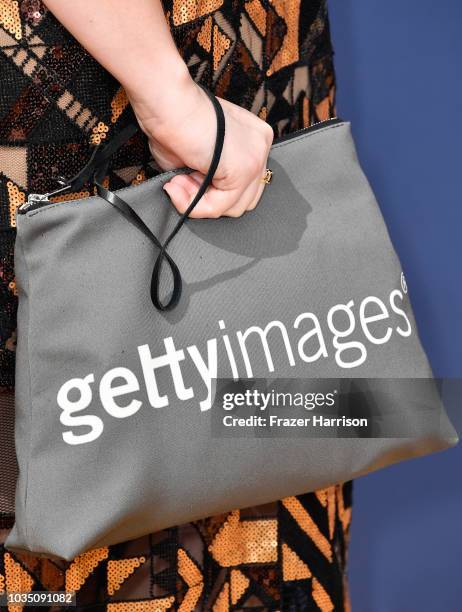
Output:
(19, 193), (50, 213)
(18, 183), (72, 215)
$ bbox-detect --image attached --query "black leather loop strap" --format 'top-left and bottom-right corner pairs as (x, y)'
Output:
(94, 179), (183, 309)
(91, 84), (225, 311)
(150, 84), (225, 310)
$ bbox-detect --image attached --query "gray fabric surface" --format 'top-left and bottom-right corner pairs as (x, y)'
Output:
(6, 122), (457, 560)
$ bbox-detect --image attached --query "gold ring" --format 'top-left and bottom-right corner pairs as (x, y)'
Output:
(261, 168), (273, 184)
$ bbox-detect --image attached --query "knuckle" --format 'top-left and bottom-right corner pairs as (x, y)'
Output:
(262, 122), (274, 144)
(200, 196), (216, 217)
(246, 154), (262, 176)
(228, 208), (245, 218)
(207, 205), (221, 219)
(174, 202), (187, 214)
(171, 197), (186, 212)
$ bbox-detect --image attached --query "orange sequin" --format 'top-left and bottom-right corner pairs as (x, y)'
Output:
(312, 576), (334, 612)
(172, 0), (223, 27)
(4, 552), (34, 596)
(212, 23), (231, 71)
(8, 280), (17, 296)
(177, 549), (203, 612)
(107, 597), (175, 611)
(65, 547), (109, 593)
(6, 180), (25, 227)
(90, 121), (109, 145)
(132, 170), (147, 186)
(107, 556), (146, 595)
(209, 510), (278, 566)
(282, 542), (312, 581)
(245, 0), (267, 36)
(230, 569), (249, 605)
(111, 87), (129, 124)
(212, 581), (229, 612)
(267, 0), (301, 75)
(282, 496), (332, 561)
(197, 15), (212, 52)
(0, 0), (22, 40)
(50, 189), (90, 203)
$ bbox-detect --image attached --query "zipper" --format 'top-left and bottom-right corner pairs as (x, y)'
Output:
(273, 116), (342, 145)
(18, 183), (72, 214)
(18, 116), (343, 216)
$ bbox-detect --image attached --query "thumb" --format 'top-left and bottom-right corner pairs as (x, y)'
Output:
(163, 174), (201, 214)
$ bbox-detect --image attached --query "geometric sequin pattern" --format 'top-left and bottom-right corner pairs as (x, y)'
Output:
(0, 1), (350, 610)
(0, 0), (336, 389)
(0, 485), (352, 610)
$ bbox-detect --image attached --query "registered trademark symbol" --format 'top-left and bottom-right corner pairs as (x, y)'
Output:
(401, 272), (408, 294)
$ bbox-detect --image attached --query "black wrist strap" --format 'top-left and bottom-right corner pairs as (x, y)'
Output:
(83, 84), (225, 311)
(66, 123), (139, 192)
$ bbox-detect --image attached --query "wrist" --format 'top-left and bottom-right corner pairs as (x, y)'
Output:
(125, 59), (197, 129)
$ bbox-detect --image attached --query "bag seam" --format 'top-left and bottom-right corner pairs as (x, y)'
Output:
(16, 229), (34, 548)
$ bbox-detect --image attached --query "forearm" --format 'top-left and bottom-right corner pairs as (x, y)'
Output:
(42, 0), (194, 118)
(42, 0), (273, 219)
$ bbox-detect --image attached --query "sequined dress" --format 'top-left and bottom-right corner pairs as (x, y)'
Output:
(0, 0), (352, 609)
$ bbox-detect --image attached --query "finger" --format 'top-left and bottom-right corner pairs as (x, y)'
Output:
(162, 179), (191, 212)
(164, 173), (202, 209)
(246, 163), (268, 211)
(224, 162), (268, 217)
(187, 184), (243, 218)
(165, 171), (248, 218)
(185, 171), (203, 186)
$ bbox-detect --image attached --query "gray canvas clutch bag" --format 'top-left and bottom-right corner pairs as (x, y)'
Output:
(6, 88), (458, 560)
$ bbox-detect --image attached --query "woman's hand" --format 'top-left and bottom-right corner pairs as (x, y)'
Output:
(129, 74), (274, 219)
(42, 0), (273, 218)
